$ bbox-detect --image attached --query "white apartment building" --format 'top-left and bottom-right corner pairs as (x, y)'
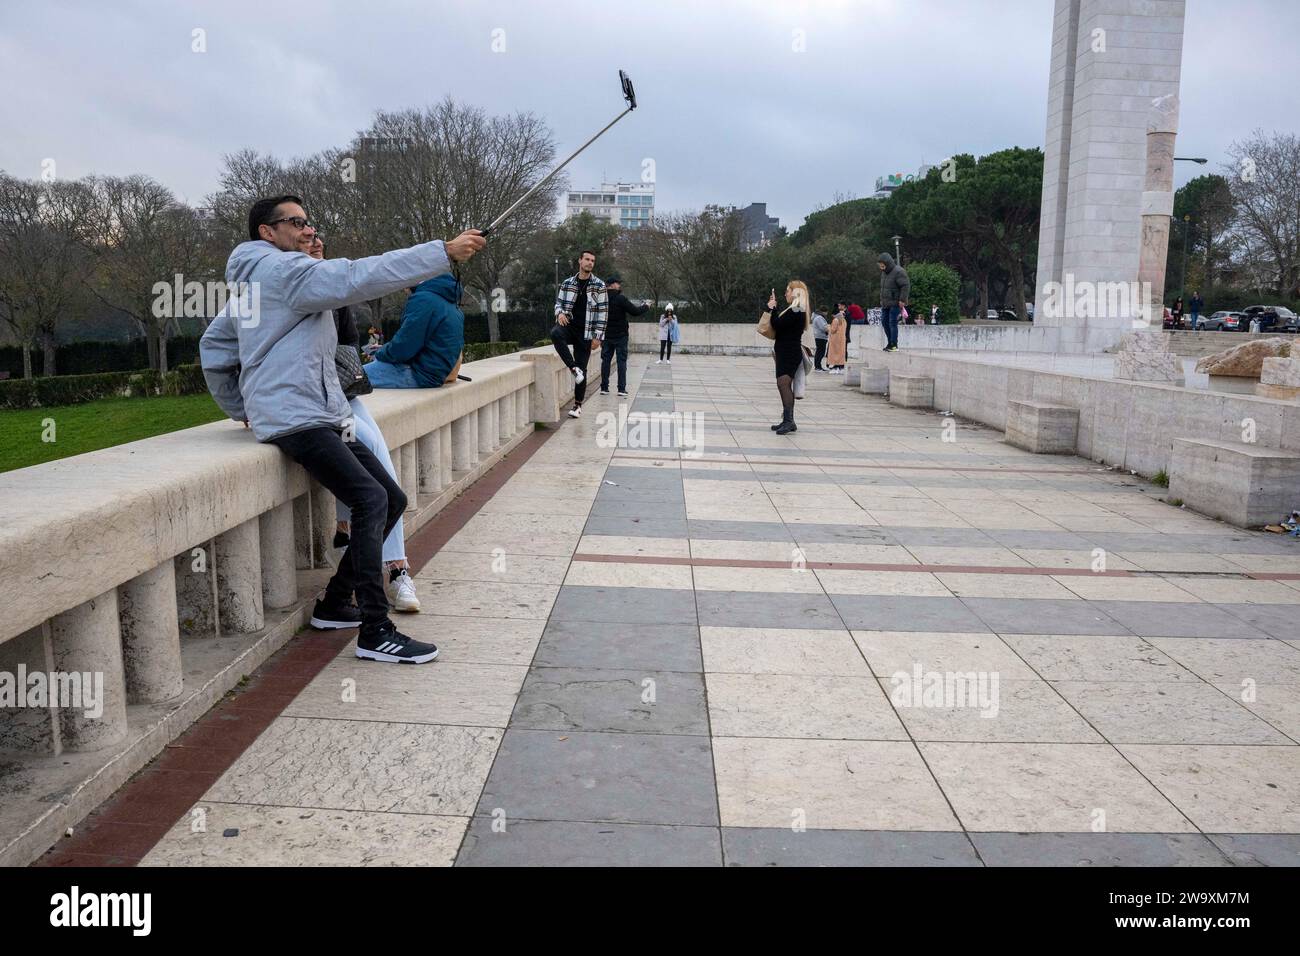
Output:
(565, 182), (656, 229)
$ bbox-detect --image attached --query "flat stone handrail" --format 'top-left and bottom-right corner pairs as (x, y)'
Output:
(0, 350), (541, 647)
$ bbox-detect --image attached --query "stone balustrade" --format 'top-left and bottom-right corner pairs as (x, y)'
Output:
(0, 346), (572, 865)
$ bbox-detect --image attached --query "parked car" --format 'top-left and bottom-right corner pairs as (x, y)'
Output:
(986, 309), (1000, 320)
(1239, 305), (1300, 333)
(1204, 310), (1245, 331)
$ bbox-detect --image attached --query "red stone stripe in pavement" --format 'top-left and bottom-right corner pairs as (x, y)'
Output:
(35, 425), (559, 867)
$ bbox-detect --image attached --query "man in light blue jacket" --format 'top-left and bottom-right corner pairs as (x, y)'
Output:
(200, 195), (484, 664)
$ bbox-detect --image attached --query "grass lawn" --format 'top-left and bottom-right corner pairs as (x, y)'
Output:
(0, 394), (226, 473)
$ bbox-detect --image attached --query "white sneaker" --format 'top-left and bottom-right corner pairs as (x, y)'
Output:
(571, 366), (584, 385)
(386, 568), (421, 613)
(568, 405), (582, 418)
(666, 359), (671, 364)
(655, 359), (662, 365)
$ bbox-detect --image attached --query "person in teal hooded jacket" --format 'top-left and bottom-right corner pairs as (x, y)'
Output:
(363, 273), (465, 388)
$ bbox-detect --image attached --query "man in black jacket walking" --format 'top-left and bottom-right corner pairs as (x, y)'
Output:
(600, 274), (649, 397)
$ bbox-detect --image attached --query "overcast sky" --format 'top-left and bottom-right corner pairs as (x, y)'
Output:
(2, 0), (1296, 230)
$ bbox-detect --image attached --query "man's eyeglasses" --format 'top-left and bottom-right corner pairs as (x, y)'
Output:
(267, 216), (315, 230)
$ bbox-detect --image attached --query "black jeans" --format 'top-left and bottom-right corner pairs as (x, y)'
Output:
(814, 338), (827, 370)
(270, 426), (406, 630)
(601, 335), (629, 392)
(659, 339), (672, 361)
(882, 306), (900, 348)
(551, 323), (592, 404)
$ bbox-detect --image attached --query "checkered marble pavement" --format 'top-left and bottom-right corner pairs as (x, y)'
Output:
(139, 354), (1300, 866)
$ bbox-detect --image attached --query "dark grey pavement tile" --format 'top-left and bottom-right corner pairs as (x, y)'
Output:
(512, 667), (709, 735)
(588, 499), (687, 520)
(476, 729), (718, 826)
(583, 515), (689, 538)
(697, 590), (843, 630)
(962, 598), (1132, 635)
(549, 586), (697, 625)
(456, 818), (721, 866)
(534, 621), (703, 671)
(1215, 603), (1300, 642)
(1090, 601), (1271, 639)
(886, 528), (1000, 549)
(831, 594), (991, 632)
(983, 530), (1103, 550)
(1207, 833), (1300, 867)
(972, 832), (1231, 867)
(788, 524), (898, 545)
(1088, 533), (1296, 555)
(723, 828), (981, 867)
(687, 519), (794, 542)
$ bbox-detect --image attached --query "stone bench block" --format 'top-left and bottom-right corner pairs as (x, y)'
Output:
(888, 375), (933, 409)
(1257, 357), (1300, 401)
(1005, 400), (1079, 454)
(1170, 438), (1300, 528)
(860, 367), (890, 395)
(842, 367), (861, 386)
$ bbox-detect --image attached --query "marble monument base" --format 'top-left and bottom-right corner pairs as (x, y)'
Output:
(1112, 330), (1183, 385)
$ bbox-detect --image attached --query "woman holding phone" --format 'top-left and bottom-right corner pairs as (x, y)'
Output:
(767, 280), (811, 435)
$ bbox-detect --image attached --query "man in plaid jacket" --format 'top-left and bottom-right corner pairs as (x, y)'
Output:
(551, 249), (608, 418)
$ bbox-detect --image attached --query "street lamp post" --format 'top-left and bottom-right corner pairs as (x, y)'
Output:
(554, 256), (559, 289)
(891, 235), (902, 264)
(1180, 214), (1192, 307)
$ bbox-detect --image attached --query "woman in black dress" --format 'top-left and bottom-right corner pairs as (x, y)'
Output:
(767, 280), (810, 435)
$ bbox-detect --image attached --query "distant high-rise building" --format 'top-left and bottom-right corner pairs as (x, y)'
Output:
(565, 181), (656, 229)
(735, 202), (781, 251)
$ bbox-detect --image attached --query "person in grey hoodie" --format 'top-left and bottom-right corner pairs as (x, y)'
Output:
(878, 252), (910, 352)
(200, 194), (485, 664)
(811, 308), (829, 371)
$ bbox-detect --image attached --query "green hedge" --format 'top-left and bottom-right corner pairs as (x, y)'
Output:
(0, 363), (208, 409)
(904, 262), (963, 325)
(462, 341), (520, 362)
(0, 337), (203, 379)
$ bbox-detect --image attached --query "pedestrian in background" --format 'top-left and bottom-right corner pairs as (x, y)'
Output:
(827, 307), (847, 373)
(812, 308), (829, 371)
(658, 303), (677, 363)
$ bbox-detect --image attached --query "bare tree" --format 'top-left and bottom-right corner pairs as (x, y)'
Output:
(345, 99), (563, 339)
(0, 173), (97, 377)
(615, 223), (679, 309)
(87, 175), (215, 372)
(1225, 131), (1300, 296)
(658, 207), (749, 315)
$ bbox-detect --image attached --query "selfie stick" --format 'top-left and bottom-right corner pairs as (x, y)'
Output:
(479, 70), (637, 238)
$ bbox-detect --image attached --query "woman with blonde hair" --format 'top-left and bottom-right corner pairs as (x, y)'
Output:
(765, 279), (811, 434)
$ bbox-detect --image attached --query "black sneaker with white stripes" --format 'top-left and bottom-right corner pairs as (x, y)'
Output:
(356, 621), (439, 664)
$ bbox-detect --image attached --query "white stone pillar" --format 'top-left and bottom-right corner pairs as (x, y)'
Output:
(310, 480), (335, 568)
(516, 387), (530, 432)
(216, 517), (264, 633)
(259, 500), (298, 609)
(1138, 95), (1178, 329)
(478, 405), (495, 456)
(175, 544), (216, 637)
(400, 441), (419, 512)
(417, 431), (440, 494)
(453, 414), (478, 473)
(498, 395), (513, 442)
(117, 562), (184, 704)
(439, 426), (453, 487)
(48, 589), (128, 752)
(0, 625), (61, 755)
(293, 493), (314, 570)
